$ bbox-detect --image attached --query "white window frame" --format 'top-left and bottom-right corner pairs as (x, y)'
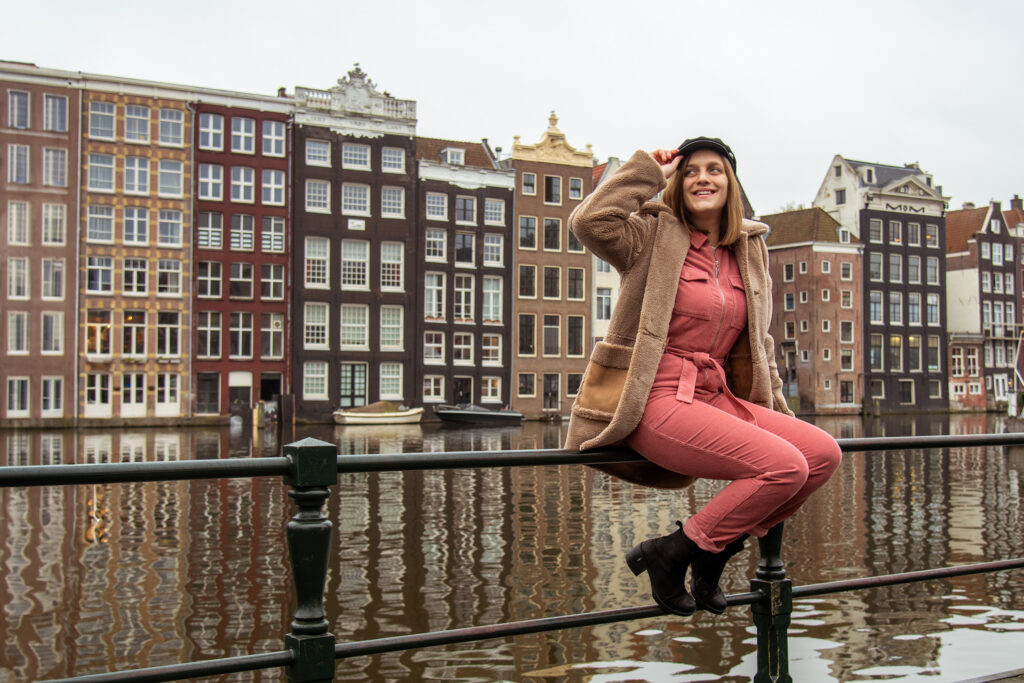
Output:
(341, 239), (370, 291)
(231, 117), (256, 154)
(89, 101), (115, 140)
(484, 198), (505, 226)
(381, 186), (405, 218)
(381, 147), (405, 173)
(380, 305), (404, 351)
(425, 192), (448, 221)
(303, 361), (329, 400)
(342, 183), (370, 216)
(305, 139), (330, 166)
(124, 104), (150, 143)
(304, 237), (329, 289)
(304, 302), (329, 349)
(262, 120), (286, 157)
(198, 163), (223, 200)
(158, 159), (183, 198)
(262, 169), (285, 206)
(305, 179), (330, 213)
(340, 305), (369, 350)
(199, 113), (224, 151)
(231, 166), (255, 203)
(43, 94), (68, 133)
(159, 108), (184, 146)
(380, 241), (404, 291)
(342, 143), (371, 170)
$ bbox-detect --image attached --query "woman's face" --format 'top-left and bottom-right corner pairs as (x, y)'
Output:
(681, 149), (729, 218)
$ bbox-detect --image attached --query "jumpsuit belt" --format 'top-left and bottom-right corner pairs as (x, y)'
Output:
(665, 345), (755, 422)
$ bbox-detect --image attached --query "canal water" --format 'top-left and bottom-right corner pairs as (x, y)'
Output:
(2, 414), (1024, 682)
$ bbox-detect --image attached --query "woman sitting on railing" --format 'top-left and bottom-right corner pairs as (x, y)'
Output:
(564, 138), (842, 616)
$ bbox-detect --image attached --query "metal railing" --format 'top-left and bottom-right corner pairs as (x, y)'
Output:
(2, 432), (1024, 682)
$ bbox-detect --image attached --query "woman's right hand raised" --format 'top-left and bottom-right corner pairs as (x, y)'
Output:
(649, 149), (682, 179)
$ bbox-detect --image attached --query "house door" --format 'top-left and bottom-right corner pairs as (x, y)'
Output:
(453, 377), (472, 405)
(339, 363), (367, 408)
(543, 373), (560, 411)
(994, 374), (1008, 402)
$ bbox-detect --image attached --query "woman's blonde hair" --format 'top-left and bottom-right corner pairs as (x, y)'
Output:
(661, 151), (744, 246)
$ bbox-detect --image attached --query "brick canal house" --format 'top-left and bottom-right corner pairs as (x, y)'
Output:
(945, 200), (1021, 411)
(415, 137), (515, 415)
(192, 101), (292, 417)
(1, 65), (79, 426)
(508, 113), (594, 418)
(79, 86), (193, 422)
(760, 208), (864, 414)
(290, 67), (419, 421)
(814, 155), (950, 412)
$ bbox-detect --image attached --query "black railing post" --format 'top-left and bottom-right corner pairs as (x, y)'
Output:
(283, 437), (338, 682)
(751, 522), (792, 683)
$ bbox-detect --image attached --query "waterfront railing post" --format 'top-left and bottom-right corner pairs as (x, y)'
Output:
(283, 437), (339, 682)
(751, 522), (793, 683)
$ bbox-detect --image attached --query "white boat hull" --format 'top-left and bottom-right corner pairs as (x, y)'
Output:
(333, 407), (424, 425)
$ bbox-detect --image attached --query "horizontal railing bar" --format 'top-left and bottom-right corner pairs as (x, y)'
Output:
(334, 557), (1024, 659)
(793, 556), (1024, 599)
(836, 432), (1024, 453)
(0, 457), (291, 487)
(3, 433), (1023, 487)
(42, 649), (293, 683)
(336, 432), (1024, 473)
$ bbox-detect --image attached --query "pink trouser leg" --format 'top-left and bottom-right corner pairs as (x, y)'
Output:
(625, 395), (841, 553)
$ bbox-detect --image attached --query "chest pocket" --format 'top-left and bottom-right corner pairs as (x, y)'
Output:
(727, 275), (748, 330)
(673, 266), (713, 320)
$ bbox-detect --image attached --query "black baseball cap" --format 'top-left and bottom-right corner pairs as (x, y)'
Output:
(676, 137), (737, 171)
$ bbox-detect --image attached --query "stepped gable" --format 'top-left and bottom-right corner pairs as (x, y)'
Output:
(944, 205), (988, 254)
(759, 207), (846, 247)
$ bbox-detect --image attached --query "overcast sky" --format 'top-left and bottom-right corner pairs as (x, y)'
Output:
(4, 0), (1021, 215)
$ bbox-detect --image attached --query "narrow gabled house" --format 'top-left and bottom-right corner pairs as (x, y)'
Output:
(945, 201), (1020, 410)
(760, 208), (863, 413)
(415, 138), (515, 413)
(814, 155), (949, 412)
(192, 101), (292, 418)
(509, 113), (594, 418)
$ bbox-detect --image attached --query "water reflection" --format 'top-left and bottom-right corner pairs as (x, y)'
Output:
(1, 415), (1023, 681)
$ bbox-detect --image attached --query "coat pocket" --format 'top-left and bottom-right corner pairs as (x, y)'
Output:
(576, 341), (633, 417)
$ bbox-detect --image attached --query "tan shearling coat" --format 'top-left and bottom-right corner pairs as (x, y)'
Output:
(564, 150), (792, 486)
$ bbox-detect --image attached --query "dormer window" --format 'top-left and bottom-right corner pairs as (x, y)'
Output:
(865, 168), (874, 183)
(442, 148), (465, 165)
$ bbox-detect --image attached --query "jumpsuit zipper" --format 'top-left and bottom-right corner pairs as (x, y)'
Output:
(705, 245), (727, 385)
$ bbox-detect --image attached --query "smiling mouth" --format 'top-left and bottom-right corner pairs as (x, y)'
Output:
(693, 189), (716, 197)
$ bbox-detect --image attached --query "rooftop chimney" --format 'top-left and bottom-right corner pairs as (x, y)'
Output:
(1012, 194), (1023, 212)
(962, 201), (976, 209)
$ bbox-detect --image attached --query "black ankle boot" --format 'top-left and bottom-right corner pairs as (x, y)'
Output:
(625, 522), (700, 616)
(690, 535), (747, 614)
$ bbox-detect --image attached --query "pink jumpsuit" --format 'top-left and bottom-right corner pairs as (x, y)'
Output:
(625, 230), (841, 553)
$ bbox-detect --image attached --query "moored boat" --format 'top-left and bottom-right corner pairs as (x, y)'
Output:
(333, 401), (424, 425)
(434, 403), (522, 425)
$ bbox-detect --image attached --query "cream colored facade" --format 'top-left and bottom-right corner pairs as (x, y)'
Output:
(510, 113), (594, 418)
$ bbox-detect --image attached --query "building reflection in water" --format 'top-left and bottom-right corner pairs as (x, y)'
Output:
(1, 414), (1023, 681)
